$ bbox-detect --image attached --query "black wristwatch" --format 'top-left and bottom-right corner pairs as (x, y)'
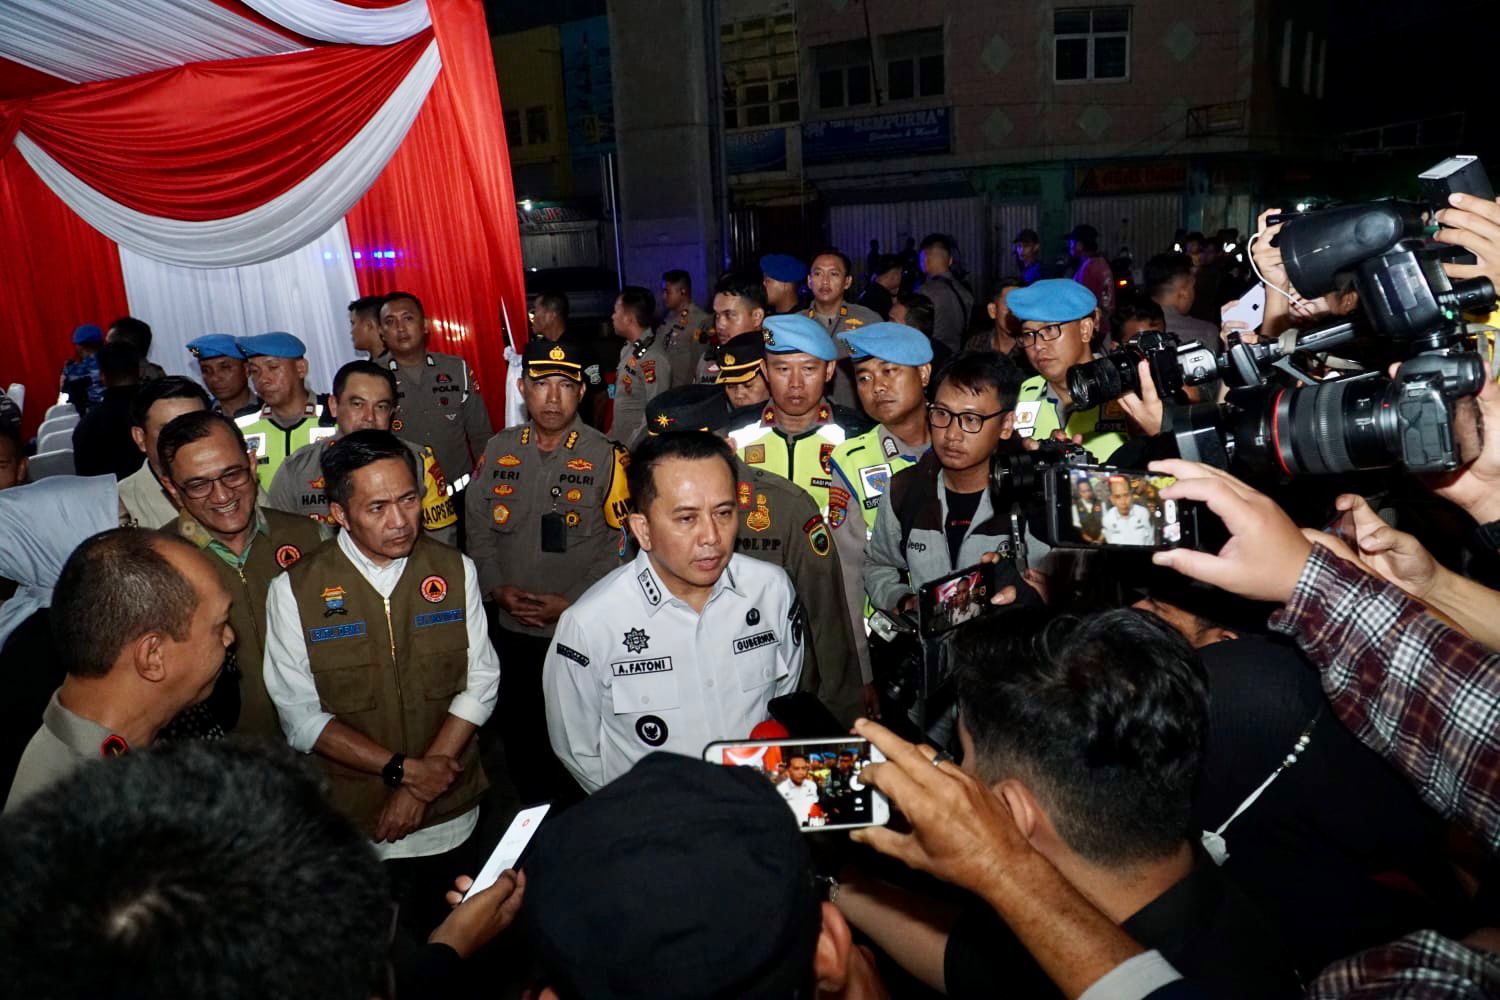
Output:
(1473, 519), (1500, 554)
(382, 752), (406, 789)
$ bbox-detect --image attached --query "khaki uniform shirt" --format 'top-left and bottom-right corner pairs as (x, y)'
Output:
(381, 351), (492, 488)
(807, 301), (882, 411)
(465, 419), (631, 636)
(611, 333), (672, 448)
(117, 462), (179, 529)
(5, 690), (127, 812)
(658, 304), (713, 389)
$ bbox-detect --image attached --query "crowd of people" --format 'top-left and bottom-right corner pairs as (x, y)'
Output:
(2, 192), (1500, 999)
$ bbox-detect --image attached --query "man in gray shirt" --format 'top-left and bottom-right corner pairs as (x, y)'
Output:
(1145, 252), (1221, 354)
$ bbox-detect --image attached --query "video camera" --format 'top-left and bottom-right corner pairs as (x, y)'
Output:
(1075, 157), (1498, 477)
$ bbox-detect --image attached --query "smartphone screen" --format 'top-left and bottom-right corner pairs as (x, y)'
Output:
(703, 738), (890, 832)
(917, 562), (998, 637)
(462, 803), (550, 900)
(1059, 466), (1193, 549)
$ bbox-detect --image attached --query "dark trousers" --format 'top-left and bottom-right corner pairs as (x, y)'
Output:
(489, 625), (585, 807)
(384, 832), (483, 945)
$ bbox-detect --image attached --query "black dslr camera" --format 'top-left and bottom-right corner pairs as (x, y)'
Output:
(1067, 330), (1221, 410)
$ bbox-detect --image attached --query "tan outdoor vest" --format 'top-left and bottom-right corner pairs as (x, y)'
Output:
(286, 535), (486, 836)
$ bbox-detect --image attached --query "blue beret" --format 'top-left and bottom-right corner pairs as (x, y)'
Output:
(1007, 279), (1098, 324)
(759, 254), (806, 284)
(762, 314), (836, 361)
(71, 324), (103, 345)
(186, 334), (243, 361)
(236, 331), (307, 359)
(838, 322), (933, 366)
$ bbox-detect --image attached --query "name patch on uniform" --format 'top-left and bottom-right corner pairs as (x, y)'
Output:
(733, 631), (777, 654)
(308, 621), (368, 643)
(414, 609), (464, 629)
(611, 656), (673, 677)
(556, 643), (589, 667)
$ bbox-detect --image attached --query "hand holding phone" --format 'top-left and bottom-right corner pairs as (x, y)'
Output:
(917, 562), (1000, 637)
(703, 737), (890, 832)
(1221, 284), (1267, 332)
(1047, 465), (1200, 551)
(463, 804), (550, 901)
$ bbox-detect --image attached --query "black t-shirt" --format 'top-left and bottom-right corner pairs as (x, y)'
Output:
(943, 851), (1299, 1000)
(943, 488), (984, 566)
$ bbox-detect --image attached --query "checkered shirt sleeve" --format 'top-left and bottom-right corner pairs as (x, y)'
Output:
(1307, 929), (1500, 999)
(1269, 544), (1500, 853)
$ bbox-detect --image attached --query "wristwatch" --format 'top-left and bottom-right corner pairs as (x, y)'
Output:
(382, 752), (406, 789)
(1473, 519), (1500, 553)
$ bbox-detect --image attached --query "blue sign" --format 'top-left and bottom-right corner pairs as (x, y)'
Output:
(802, 108), (950, 165)
(560, 16), (614, 156)
(726, 128), (787, 174)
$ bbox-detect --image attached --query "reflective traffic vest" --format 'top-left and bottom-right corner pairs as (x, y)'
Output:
(726, 403), (855, 514)
(1012, 374), (1128, 463)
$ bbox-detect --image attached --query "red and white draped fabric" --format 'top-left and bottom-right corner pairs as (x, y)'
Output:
(0, 0), (526, 443)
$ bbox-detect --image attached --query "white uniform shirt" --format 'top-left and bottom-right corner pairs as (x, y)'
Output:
(1101, 504), (1156, 546)
(544, 551), (804, 793)
(264, 530), (501, 860)
(779, 776), (820, 826)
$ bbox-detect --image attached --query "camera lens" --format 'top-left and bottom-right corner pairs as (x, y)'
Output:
(1258, 374), (1409, 476)
(1067, 355), (1134, 410)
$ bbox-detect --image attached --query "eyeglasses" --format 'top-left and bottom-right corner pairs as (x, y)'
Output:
(1016, 323), (1068, 348)
(928, 404), (1005, 434)
(175, 466), (253, 499)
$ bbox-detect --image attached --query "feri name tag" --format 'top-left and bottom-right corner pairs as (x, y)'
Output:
(1013, 401), (1043, 436)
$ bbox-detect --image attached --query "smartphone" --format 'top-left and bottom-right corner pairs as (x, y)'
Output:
(462, 803), (550, 901)
(703, 737), (890, 832)
(1221, 283), (1267, 331)
(1047, 465), (1200, 550)
(916, 562), (999, 637)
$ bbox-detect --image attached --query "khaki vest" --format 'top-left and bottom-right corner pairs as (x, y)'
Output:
(287, 535), (486, 836)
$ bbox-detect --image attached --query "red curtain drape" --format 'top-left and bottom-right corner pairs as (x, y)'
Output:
(0, 145), (129, 441)
(345, 0), (528, 431)
(8, 32), (432, 221)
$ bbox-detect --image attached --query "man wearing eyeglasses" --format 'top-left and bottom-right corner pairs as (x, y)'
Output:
(157, 411), (324, 743)
(1008, 279), (1161, 462)
(863, 352), (1045, 629)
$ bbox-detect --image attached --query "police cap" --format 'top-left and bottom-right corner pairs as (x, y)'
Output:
(1007, 279), (1098, 324)
(762, 314), (836, 361)
(646, 383), (733, 435)
(759, 254), (806, 284)
(523, 338), (584, 382)
(838, 321), (933, 366)
(186, 334), (243, 361)
(713, 331), (766, 384)
(236, 332), (307, 359)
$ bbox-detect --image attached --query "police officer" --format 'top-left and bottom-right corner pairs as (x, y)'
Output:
(267, 361), (458, 546)
(725, 314), (871, 515)
(348, 295), (387, 357)
(466, 338), (630, 803)
(1009, 278), (1161, 461)
(186, 334), (260, 418)
(647, 385), (863, 724)
(806, 248), (882, 410)
(826, 323), (933, 712)
(697, 271), (769, 384)
(609, 285), (671, 448)
(760, 253), (806, 317)
(377, 290), (492, 495)
(657, 269), (713, 389)
(713, 332), (770, 411)
(234, 332), (334, 489)
(543, 431), (803, 792)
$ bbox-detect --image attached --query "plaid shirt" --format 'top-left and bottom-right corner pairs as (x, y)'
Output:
(1308, 930), (1500, 998)
(1269, 545), (1500, 854)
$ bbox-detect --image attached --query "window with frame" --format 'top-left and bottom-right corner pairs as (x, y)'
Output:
(525, 106), (549, 145)
(1054, 7), (1130, 82)
(503, 109), (522, 147)
(721, 14), (800, 130)
(883, 27), (943, 101)
(813, 40), (873, 111)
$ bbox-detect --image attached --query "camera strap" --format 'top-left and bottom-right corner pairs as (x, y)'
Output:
(1200, 713), (1319, 866)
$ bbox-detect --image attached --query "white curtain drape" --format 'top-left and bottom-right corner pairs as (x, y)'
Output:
(239, 0), (430, 45)
(13, 39), (440, 269)
(0, 0), (303, 84)
(119, 217), (362, 400)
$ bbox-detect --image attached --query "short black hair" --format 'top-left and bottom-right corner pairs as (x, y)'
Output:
(380, 291), (425, 317)
(810, 248), (852, 275)
(872, 253), (902, 277)
(98, 342), (141, 381)
(534, 289), (570, 324)
(107, 315), (153, 353)
(955, 609), (1208, 866)
(157, 411), (248, 479)
(713, 270), (769, 311)
(332, 360), (397, 400)
(1144, 253), (1195, 299)
(1132, 566), (1275, 640)
(347, 295), (386, 323)
(617, 286), (656, 331)
(930, 351), (1022, 411)
(128, 376), (211, 429)
(662, 269), (691, 291)
(321, 429), (417, 509)
(1112, 293), (1166, 332)
(0, 739), (391, 1000)
(895, 293), (936, 338)
(919, 233), (956, 255)
(627, 431), (736, 513)
(50, 529), (198, 678)
(990, 276), (1025, 304)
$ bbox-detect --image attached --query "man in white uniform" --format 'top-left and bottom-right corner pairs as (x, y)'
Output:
(777, 753), (820, 826)
(544, 431), (804, 793)
(1101, 476), (1156, 545)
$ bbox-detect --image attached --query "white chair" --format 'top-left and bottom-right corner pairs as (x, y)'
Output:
(43, 402), (73, 421)
(36, 413), (79, 438)
(36, 429), (72, 454)
(6, 383), (23, 412)
(26, 450), (75, 480)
